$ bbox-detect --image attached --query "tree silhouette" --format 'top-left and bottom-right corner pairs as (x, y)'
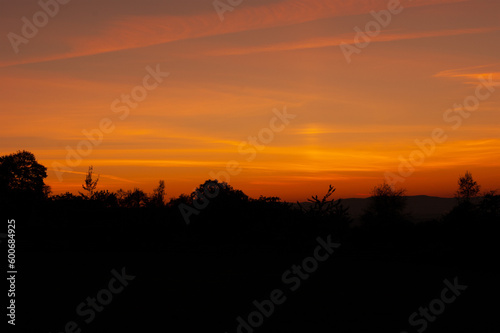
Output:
(191, 179), (249, 207)
(0, 150), (48, 201)
(179, 180), (249, 225)
(91, 190), (119, 208)
(361, 182), (408, 228)
(51, 192), (84, 202)
(456, 171), (480, 202)
(298, 184), (348, 219)
(479, 190), (500, 220)
(149, 180), (166, 208)
(81, 166), (99, 198)
(297, 185), (350, 238)
(118, 188), (149, 208)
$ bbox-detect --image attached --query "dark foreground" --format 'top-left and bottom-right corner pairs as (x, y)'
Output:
(5, 194), (500, 333)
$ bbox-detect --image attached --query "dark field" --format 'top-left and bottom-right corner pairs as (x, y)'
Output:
(8, 187), (500, 333)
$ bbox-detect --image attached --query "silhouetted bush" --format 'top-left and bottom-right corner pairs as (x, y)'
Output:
(91, 190), (119, 208)
(361, 182), (410, 229)
(117, 188), (149, 208)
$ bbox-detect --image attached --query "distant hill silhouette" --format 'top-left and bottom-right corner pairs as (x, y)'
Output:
(297, 195), (457, 222)
(327, 195), (458, 222)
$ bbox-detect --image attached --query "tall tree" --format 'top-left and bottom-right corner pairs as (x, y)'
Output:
(150, 180), (166, 208)
(456, 171), (480, 202)
(0, 150), (48, 201)
(81, 166), (99, 198)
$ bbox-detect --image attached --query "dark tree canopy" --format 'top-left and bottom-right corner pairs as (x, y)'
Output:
(456, 171), (480, 202)
(191, 179), (249, 205)
(117, 188), (149, 208)
(0, 150), (48, 201)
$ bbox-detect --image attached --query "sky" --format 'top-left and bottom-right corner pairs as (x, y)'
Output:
(0, 0), (499, 201)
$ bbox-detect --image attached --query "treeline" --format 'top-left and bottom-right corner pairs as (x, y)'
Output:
(3, 151), (499, 333)
(2, 151), (499, 226)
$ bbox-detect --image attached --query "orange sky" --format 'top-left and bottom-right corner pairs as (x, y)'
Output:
(1, 0), (499, 201)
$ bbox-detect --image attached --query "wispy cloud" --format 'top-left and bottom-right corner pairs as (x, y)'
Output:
(0, 0), (468, 67)
(207, 27), (499, 56)
(46, 169), (139, 183)
(434, 63), (500, 81)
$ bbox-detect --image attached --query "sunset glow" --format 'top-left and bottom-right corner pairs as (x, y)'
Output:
(1, 0), (499, 201)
